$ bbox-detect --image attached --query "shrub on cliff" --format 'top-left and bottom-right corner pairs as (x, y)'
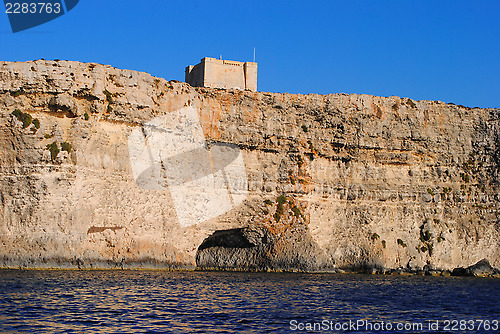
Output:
(46, 142), (59, 161)
(277, 195), (287, 205)
(11, 109), (34, 129)
(32, 118), (40, 129)
(12, 109), (22, 119)
(291, 205), (304, 219)
(22, 113), (32, 128)
(273, 195), (287, 222)
(61, 141), (72, 153)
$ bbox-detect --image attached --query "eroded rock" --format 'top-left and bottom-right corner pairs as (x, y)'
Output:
(0, 60), (499, 272)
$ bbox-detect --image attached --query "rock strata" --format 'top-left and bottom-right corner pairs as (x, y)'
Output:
(0, 60), (499, 274)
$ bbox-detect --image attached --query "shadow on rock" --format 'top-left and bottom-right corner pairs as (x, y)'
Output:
(451, 259), (500, 277)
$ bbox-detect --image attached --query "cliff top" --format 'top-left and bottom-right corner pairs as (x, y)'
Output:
(0, 60), (492, 111)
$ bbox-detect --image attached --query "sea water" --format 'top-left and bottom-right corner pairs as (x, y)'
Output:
(0, 270), (498, 333)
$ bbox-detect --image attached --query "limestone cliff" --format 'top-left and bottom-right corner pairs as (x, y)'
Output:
(0, 60), (499, 274)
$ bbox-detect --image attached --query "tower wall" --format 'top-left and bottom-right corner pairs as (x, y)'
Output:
(244, 62), (258, 92)
(185, 63), (204, 88)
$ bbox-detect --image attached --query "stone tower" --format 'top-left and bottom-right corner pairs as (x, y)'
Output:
(185, 57), (257, 91)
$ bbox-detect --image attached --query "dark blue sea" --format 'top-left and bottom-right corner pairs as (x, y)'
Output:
(0, 270), (498, 333)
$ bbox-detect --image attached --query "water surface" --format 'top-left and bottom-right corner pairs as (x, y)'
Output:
(0, 270), (498, 333)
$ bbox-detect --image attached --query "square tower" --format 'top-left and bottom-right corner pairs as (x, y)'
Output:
(185, 57), (257, 91)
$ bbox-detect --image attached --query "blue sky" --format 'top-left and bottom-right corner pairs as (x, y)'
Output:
(1, 0), (499, 108)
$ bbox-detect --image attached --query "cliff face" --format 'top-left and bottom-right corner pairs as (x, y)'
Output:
(0, 60), (499, 272)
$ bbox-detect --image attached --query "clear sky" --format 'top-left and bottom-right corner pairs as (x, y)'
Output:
(1, 0), (499, 108)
